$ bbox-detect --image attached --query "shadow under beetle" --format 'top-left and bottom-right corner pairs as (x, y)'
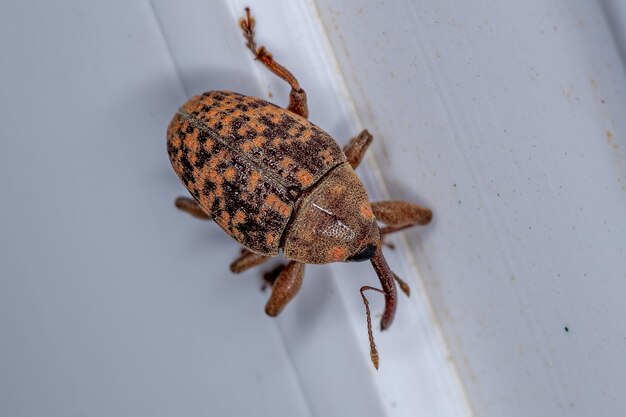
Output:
(167, 8), (432, 369)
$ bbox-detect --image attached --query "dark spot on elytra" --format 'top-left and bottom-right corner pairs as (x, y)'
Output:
(203, 179), (216, 194)
(263, 208), (289, 228)
(231, 117), (243, 132)
(264, 122), (288, 140)
(246, 100), (262, 109)
(181, 171), (195, 187)
(194, 149), (211, 168)
(166, 142), (178, 157)
(210, 197), (222, 217)
(222, 181), (237, 197)
(197, 131), (210, 144)
(286, 186), (301, 201)
(259, 115), (276, 129)
(179, 151), (195, 185)
(277, 114), (294, 131)
(238, 218), (260, 235)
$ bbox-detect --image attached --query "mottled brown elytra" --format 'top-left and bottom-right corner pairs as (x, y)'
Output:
(166, 7), (432, 369)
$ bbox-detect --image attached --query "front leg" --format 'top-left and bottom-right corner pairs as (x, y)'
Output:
(371, 200), (433, 235)
(265, 261), (305, 316)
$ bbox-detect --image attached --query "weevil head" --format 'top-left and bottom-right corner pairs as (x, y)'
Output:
(283, 163), (380, 264)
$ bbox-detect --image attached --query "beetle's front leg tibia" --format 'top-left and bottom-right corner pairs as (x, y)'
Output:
(371, 200), (433, 236)
(239, 7), (308, 118)
(265, 261), (305, 316)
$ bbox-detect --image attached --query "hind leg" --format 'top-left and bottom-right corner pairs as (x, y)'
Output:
(240, 7), (308, 118)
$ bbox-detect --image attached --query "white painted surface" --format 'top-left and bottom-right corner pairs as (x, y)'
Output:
(315, 0), (626, 416)
(0, 1), (468, 416)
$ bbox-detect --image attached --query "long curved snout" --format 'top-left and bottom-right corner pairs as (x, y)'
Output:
(370, 249), (398, 330)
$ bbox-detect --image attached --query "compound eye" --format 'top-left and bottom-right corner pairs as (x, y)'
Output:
(347, 244), (377, 262)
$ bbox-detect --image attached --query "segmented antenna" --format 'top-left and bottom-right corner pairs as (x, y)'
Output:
(360, 285), (384, 369)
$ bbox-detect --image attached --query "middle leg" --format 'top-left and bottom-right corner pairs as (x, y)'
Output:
(175, 197), (211, 220)
(230, 248), (271, 273)
(343, 129), (373, 169)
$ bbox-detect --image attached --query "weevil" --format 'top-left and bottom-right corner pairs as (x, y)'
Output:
(166, 8), (432, 369)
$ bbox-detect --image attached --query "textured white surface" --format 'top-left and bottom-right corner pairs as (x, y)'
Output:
(316, 0), (626, 416)
(0, 1), (468, 417)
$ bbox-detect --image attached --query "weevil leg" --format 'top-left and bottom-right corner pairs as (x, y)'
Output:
(174, 197), (211, 220)
(261, 263), (286, 291)
(240, 7), (309, 118)
(265, 261), (305, 316)
(230, 248), (271, 273)
(392, 272), (411, 297)
(343, 129), (373, 169)
(371, 201), (433, 236)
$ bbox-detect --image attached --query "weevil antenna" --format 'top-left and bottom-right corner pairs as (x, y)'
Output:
(360, 285), (384, 369)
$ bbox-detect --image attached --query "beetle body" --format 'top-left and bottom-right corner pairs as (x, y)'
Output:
(167, 7), (433, 369)
(167, 91), (379, 264)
